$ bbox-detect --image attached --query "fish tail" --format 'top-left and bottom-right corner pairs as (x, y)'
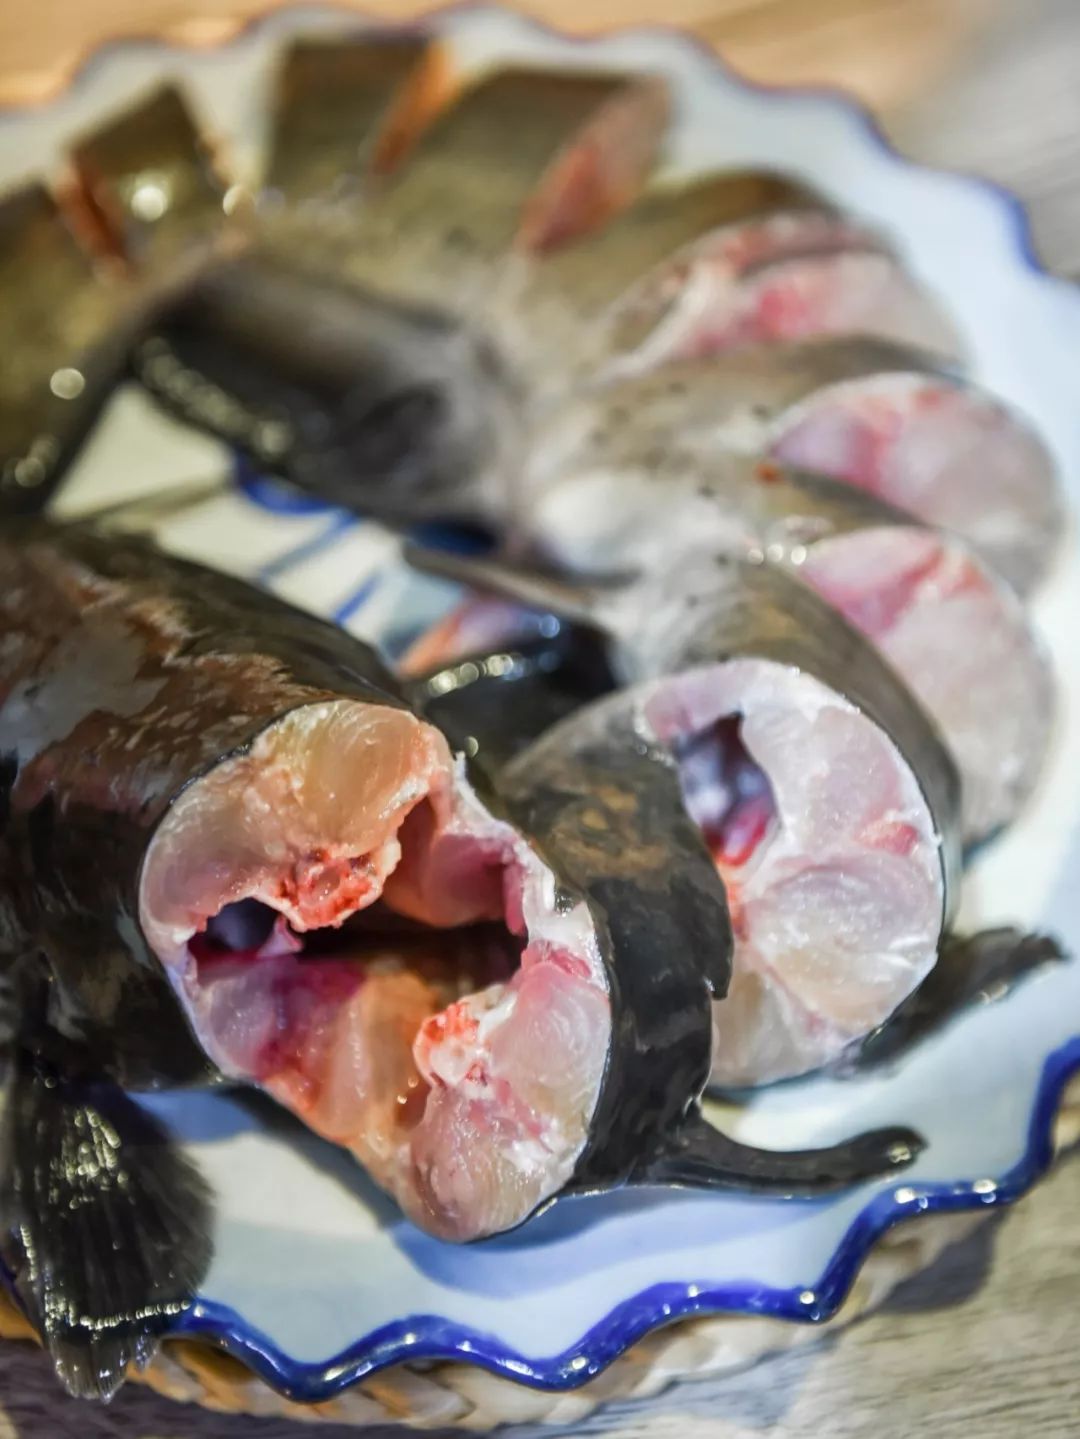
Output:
(0, 1051), (213, 1400)
(636, 1107), (923, 1193)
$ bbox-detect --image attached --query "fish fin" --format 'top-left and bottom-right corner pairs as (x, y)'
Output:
(634, 1106), (922, 1193)
(846, 927), (1066, 1073)
(401, 540), (622, 625)
(0, 1052), (213, 1400)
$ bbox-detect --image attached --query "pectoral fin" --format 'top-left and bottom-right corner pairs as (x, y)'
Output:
(0, 1051), (214, 1400)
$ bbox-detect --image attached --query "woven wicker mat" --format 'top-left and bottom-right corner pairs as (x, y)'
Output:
(0, 1077), (1074, 1432)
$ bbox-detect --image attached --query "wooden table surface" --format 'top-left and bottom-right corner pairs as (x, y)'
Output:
(0, 1), (1077, 1435)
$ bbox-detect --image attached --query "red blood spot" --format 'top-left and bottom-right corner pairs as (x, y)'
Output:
(756, 460), (783, 485)
(419, 1002), (479, 1048)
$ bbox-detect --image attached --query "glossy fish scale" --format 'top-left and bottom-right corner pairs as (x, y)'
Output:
(600, 210), (962, 372)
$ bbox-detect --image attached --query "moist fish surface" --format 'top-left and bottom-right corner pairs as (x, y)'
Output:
(404, 547), (960, 1085)
(520, 340), (1061, 594)
(0, 518), (923, 1401)
(510, 367), (1054, 843)
(598, 211), (962, 373)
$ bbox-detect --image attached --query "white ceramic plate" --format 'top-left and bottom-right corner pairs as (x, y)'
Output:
(1, 4), (1078, 1403)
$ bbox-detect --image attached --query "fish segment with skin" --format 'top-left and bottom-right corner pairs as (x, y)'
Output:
(769, 370), (1062, 594)
(797, 525), (1053, 843)
(0, 521), (611, 1244)
(401, 556), (956, 1087)
(512, 339), (1064, 599)
(141, 702), (610, 1242)
(599, 211), (962, 375)
(509, 375), (1054, 842)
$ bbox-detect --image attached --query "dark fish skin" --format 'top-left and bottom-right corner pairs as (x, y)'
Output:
(261, 34), (439, 203)
(0, 186), (139, 516)
(0, 516), (421, 1396)
(404, 544), (963, 912)
(0, 1009), (213, 1399)
(132, 252), (524, 527)
(846, 928), (1066, 1072)
(407, 632), (927, 1197)
(0, 518), (404, 1087)
(69, 84), (227, 267)
(403, 625), (616, 774)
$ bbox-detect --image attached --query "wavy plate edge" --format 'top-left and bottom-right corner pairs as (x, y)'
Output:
(2, 2), (1079, 1403)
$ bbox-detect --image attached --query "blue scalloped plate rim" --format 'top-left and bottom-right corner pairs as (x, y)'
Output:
(173, 1037), (1080, 1402)
(2, 3), (1079, 1404)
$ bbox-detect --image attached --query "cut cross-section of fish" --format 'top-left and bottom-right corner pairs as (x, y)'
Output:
(0, 518), (613, 1242)
(141, 703), (613, 1242)
(260, 34), (444, 205)
(643, 659), (946, 1086)
(796, 526), (1054, 844)
(400, 549), (959, 1087)
(67, 84), (229, 268)
(769, 369), (1062, 594)
(601, 211), (962, 373)
(511, 170), (825, 381)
